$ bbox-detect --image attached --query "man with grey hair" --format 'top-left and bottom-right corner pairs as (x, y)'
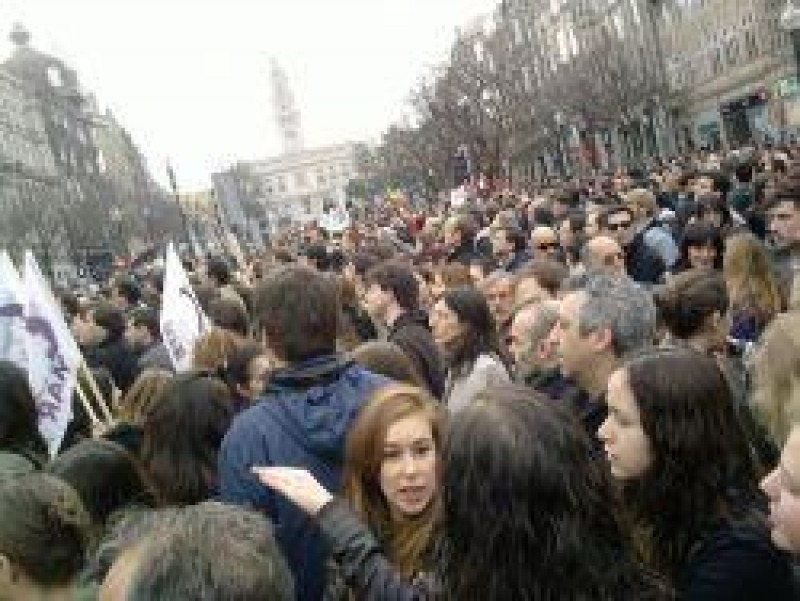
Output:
(553, 271), (657, 445)
(98, 502), (294, 601)
(509, 300), (574, 401)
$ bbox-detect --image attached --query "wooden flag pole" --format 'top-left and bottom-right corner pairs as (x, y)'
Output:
(78, 361), (114, 423)
(74, 377), (102, 425)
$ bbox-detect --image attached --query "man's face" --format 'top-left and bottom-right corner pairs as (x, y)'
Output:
(515, 276), (550, 309)
(485, 278), (515, 328)
(768, 200), (800, 250)
(693, 176), (715, 197)
(125, 322), (150, 351)
(443, 226), (461, 249)
(509, 307), (537, 367)
(110, 287), (129, 311)
(491, 230), (513, 260)
(531, 228), (559, 259)
(553, 292), (600, 381)
(604, 210), (635, 246)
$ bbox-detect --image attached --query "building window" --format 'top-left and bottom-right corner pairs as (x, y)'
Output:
(46, 66), (63, 88)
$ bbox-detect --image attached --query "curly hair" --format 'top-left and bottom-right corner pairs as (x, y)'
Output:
(441, 385), (667, 600)
(621, 348), (762, 582)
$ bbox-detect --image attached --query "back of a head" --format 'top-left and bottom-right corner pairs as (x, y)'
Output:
(254, 265), (339, 363)
(577, 272), (657, 357)
(92, 302), (127, 341)
(0, 473), (90, 588)
(207, 297), (250, 338)
(655, 269), (728, 340)
(125, 502), (294, 601)
(206, 257), (231, 287)
(752, 312), (800, 445)
(0, 361), (48, 462)
(192, 327), (240, 372)
(349, 340), (425, 387)
(442, 385), (630, 598)
(118, 368), (174, 425)
(141, 373), (233, 505)
(114, 276), (142, 307)
(47, 439), (153, 528)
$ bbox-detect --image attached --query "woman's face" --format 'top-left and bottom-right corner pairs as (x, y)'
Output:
(431, 299), (463, 350)
(379, 413), (438, 519)
(598, 368), (653, 480)
(688, 243), (718, 269)
(761, 427), (800, 552)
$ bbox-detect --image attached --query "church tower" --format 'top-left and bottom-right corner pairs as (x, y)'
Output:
(270, 60), (303, 155)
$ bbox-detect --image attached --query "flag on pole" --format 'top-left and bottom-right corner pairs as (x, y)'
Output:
(160, 242), (210, 371)
(0, 251), (28, 371)
(23, 251), (82, 456)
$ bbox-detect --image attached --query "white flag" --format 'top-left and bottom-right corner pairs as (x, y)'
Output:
(23, 251), (81, 456)
(0, 251), (27, 370)
(160, 243), (210, 371)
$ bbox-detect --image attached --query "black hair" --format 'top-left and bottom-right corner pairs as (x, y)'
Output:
(366, 261), (420, 311)
(254, 266), (339, 363)
(92, 302), (127, 340)
(0, 361), (48, 464)
(207, 297), (250, 338)
(47, 438), (155, 529)
(113, 276), (142, 306)
(675, 222), (724, 271)
(621, 348), (762, 583)
(441, 286), (511, 372)
(442, 385), (665, 599)
(130, 307), (160, 340)
(206, 257), (232, 287)
(140, 372), (233, 505)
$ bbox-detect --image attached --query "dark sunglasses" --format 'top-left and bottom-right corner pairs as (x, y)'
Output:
(536, 242), (559, 251)
(606, 221), (632, 231)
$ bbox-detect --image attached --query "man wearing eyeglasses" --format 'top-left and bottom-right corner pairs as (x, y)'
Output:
(599, 205), (665, 285)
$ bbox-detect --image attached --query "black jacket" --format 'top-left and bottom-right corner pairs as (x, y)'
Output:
(85, 334), (139, 394)
(388, 310), (446, 399)
(446, 241), (480, 266)
(678, 520), (796, 600)
(625, 232), (666, 285)
(319, 498), (435, 601)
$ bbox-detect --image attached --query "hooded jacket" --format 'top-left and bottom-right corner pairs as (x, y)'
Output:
(218, 354), (387, 601)
(388, 310), (445, 399)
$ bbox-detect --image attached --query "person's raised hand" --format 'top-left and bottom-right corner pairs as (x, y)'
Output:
(252, 467), (333, 516)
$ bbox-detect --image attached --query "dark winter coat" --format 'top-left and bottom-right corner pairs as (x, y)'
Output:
(217, 355), (388, 601)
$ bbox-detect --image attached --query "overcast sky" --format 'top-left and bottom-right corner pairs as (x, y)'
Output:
(1, 0), (497, 190)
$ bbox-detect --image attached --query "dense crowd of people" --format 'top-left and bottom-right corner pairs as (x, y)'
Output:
(1, 144), (800, 600)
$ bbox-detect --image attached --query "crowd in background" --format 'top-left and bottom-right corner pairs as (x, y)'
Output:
(1, 143), (800, 600)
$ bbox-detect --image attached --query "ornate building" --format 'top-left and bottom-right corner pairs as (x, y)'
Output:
(661, 0), (796, 150)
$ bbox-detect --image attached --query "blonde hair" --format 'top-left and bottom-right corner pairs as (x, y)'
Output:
(192, 327), (240, 372)
(752, 312), (800, 445)
(626, 188), (658, 217)
(723, 233), (783, 328)
(117, 369), (173, 425)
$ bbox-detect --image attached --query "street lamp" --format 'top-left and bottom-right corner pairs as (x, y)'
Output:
(782, 0), (800, 83)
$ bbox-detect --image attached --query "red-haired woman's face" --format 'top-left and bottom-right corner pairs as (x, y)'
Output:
(379, 414), (438, 520)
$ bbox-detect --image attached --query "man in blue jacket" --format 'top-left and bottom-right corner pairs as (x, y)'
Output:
(218, 265), (387, 601)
